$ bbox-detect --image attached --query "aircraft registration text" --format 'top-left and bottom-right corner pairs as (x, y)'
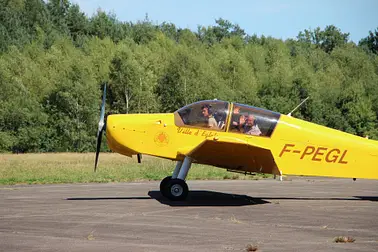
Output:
(279, 144), (348, 164)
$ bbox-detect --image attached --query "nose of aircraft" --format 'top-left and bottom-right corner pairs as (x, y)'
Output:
(105, 114), (140, 157)
(105, 113), (176, 158)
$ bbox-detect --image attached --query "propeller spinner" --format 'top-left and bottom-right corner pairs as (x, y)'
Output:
(95, 83), (107, 172)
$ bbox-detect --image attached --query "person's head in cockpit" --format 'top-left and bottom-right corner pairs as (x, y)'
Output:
(201, 104), (212, 118)
(201, 104), (218, 129)
(244, 114), (262, 136)
(245, 114), (256, 126)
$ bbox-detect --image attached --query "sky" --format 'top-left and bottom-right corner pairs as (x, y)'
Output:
(71, 0), (378, 43)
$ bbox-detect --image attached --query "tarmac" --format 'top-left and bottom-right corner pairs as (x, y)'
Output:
(1, 177), (377, 252)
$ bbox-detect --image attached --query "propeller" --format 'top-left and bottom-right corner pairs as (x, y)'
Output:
(95, 83), (107, 172)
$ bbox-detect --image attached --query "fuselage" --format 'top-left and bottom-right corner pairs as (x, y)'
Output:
(106, 100), (378, 180)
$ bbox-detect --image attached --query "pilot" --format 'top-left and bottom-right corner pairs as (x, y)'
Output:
(201, 104), (218, 129)
(243, 114), (262, 136)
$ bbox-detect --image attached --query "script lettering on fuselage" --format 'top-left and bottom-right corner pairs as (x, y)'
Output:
(279, 144), (348, 164)
(177, 127), (218, 138)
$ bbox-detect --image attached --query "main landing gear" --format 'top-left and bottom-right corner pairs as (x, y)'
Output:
(160, 157), (192, 201)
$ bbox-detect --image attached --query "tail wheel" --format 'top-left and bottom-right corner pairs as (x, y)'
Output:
(165, 179), (189, 201)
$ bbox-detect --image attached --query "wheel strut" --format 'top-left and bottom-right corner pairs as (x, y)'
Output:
(159, 157), (192, 200)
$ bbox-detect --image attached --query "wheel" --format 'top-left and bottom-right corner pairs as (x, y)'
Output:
(165, 179), (189, 201)
(159, 176), (172, 196)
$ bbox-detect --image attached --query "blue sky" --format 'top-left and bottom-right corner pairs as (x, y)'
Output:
(71, 0), (377, 43)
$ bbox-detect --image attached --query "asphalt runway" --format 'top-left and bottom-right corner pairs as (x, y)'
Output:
(1, 178), (377, 252)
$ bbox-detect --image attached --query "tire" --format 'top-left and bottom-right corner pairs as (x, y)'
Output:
(160, 176), (172, 197)
(165, 179), (189, 201)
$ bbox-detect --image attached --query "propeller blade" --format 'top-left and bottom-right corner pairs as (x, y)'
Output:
(94, 127), (103, 172)
(95, 83), (107, 172)
(99, 83), (107, 125)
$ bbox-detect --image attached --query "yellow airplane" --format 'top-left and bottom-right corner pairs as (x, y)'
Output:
(95, 84), (378, 200)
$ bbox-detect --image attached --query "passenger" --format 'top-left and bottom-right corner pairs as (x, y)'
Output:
(201, 104), (218, 129)
(230, 105), (244, 132)
(243, 114), (262, 136)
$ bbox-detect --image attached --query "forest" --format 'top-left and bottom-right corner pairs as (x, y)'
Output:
(1, 0), (378, 153)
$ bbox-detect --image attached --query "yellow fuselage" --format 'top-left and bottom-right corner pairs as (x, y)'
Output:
(106, 111), (378, 180)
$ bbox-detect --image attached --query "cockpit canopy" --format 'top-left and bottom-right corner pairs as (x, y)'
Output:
(174, 100), (229, 130)
(174, 100), (281, 137)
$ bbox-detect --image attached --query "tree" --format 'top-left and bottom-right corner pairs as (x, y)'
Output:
(109, 42), (141, 114)
(130, 14), (158, 44)
(257, 38), (295, 113)
(1, 0), (378, 154)
(156, 45), (225, 112)
(46, 0), (70, 34)
(359, 28), (378, 55)
(297, 25), (349, 53)
(42, 39), (99, 152)
(66, 3), (89, 43)
(159, 22), (178, 41)
(197, 18), (246, 45)
(210, 43), (258, 104)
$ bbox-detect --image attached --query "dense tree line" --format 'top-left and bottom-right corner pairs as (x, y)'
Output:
(0, 0), (377, 153)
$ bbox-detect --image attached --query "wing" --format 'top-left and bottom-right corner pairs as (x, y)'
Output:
(178, 137), (280, 175)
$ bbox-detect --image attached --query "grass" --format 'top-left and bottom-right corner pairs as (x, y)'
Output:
(229, 214), (243, 224)
(0, 153), (270, 185)
(87, 230), (95, 241)
(333, 236), (355, 243)
(246, 244), (259, 251)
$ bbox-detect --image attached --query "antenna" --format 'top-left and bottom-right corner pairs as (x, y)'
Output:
(288, 97), (309, 117)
